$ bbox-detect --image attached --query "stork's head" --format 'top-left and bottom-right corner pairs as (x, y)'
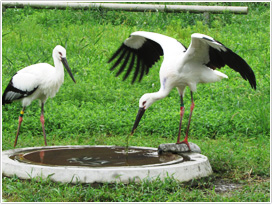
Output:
(131, 93), (157, 135)
(53, 45), (76, 83)
(139, 93), (158, 110)
(53, 45), (67, 61)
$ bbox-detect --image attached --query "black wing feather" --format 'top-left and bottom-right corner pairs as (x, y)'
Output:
(116, 50), (131, 77)
(123, 52), (136, 81)
(109, 46), (128, 71)
(2, 75), (38, 105)
(206, 41), (256, 89)
(108, 44), (125, 63)
(132, 55), (141, 84)
(139, 59), (146, 82)
(108, 37), (163, 84)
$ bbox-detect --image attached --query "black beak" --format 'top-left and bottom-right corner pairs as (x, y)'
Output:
(131, 107), (145, 135)
(61, 57), (76, 83)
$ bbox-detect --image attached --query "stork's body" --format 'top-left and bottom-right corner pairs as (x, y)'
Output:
(108, 31), (256, 150)
(2, 45), (76, 147)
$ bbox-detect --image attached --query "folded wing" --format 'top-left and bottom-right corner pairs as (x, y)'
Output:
(2, 72), (39, 105)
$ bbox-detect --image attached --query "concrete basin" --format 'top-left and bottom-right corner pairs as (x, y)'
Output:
(2, 145), (213, 183)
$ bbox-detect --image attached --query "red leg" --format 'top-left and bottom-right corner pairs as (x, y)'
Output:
(176, 95), (185, 143)
(14, 108), (25, 148)
(176, 91), (195, 151)
(40, 103), (47, 146)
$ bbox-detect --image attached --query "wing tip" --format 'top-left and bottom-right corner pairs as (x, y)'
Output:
(250, 79), (257, 90)
(2, 95), (11, 105)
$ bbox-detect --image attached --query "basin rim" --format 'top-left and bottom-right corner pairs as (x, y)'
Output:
(2, 145), (213, 183)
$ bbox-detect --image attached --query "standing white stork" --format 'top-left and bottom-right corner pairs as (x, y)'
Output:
(108, 31), (256, 150)
(2, 45), (76, 147)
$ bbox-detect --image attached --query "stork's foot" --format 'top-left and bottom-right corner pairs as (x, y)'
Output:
(176, 139), (191, 151)
(158, 142), (201, 154)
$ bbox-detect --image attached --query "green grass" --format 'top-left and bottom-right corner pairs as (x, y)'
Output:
(2, 175), (270, 202)
(2, 2), (270, 202)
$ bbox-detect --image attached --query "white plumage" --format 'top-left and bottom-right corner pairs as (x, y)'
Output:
(2, 45), (76, 147)
(108, 31), (256, 150)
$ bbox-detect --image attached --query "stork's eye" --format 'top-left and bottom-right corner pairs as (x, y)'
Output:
(142, 101), (146, 106)
(59, 52), (62, 56)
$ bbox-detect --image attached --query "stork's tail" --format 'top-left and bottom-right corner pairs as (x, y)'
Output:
(200, 69), (228, 84)
(214, 70), (228, 79)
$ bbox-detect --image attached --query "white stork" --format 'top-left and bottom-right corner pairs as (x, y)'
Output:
(108, 31), (256, 150)
(2, 45), (76, 147)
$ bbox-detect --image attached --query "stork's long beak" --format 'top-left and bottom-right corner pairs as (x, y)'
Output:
(131, 107), (145, 135)
(61, 57), (76, 83)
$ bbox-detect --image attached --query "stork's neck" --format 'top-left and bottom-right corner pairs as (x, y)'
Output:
(151, 88), (170, 101)
(142, 88), (171, 109)
(53, 58), (64, 73)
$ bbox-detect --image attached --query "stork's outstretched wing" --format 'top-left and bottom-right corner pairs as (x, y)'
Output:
(108, 31), (186, 83)
(184, 33), (256, 89)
